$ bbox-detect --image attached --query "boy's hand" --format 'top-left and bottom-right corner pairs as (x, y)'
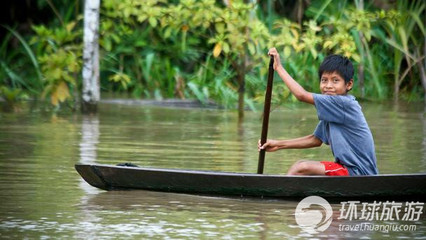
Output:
(268, 47), (282, 71)
(258, 139), (281, 152)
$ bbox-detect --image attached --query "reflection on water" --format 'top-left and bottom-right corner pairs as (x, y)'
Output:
(0, 101), (425, 238)
(77, 190), (300, 239)
(79, 114), (101, 195)
(79, 114), (99, 164)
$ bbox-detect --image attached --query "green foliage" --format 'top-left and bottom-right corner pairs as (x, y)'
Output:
(100, 0), (270, 108)
(1, 0), (424, 111)
(95, 0), (426, 104)
(0, 85), (28, 112)
(109, 72), (131, 90)
(186, 54), (237, 107)
(31, 21), (82, 106)
(0, 86), (25, 103)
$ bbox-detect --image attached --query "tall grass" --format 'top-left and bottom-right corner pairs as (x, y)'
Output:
(0, 25), (44, 99)
(379, 0), (425, 100)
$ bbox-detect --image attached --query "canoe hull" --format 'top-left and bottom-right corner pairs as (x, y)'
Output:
(75, 164), (426, 200)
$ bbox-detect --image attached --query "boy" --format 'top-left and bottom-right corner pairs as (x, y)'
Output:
(258, 48), (378, 176)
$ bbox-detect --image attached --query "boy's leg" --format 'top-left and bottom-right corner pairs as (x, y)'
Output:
(287, 160), (326, 175)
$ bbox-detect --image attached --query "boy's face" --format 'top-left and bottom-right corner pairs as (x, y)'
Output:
(320, 72), (353, 95)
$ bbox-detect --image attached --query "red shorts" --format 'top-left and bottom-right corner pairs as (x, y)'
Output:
(320, 161), (349, 176)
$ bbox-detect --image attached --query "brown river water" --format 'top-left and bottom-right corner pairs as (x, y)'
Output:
(0, 100), (425, 239)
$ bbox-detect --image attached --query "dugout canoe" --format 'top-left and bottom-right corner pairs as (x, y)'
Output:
(75, 163), (426, 200)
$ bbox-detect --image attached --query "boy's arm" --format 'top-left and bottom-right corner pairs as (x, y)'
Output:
(268, 48), (314, 105)
(258, 134), (322, 152)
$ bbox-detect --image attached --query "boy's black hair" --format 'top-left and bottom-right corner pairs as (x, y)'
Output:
(318, 54), (354, 83)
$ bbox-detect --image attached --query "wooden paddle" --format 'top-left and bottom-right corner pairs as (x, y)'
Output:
(257, 56), (274, 174)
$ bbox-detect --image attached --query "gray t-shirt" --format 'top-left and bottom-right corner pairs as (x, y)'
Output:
(313, 94), (378, 175)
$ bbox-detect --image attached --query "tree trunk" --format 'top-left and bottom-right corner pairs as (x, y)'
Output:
(356, 0), (365, 98)
(82, 0), (100, 113)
